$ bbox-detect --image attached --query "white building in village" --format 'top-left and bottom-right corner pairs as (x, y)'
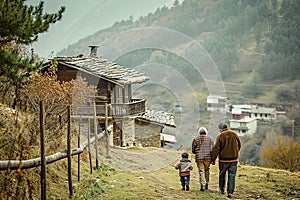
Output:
(249, 106), (277, 121)
(207, 95), (227, 111)
(229, 117), (257, 136)
(231, 104), (252, 115)
(229, 104), (278, 136)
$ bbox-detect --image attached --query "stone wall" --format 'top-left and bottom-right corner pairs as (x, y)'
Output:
(134, 120), (162, 147)
(122, 117), (135, 147)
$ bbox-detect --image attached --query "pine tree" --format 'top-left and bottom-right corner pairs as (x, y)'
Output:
(0, 0), (65, 108)
(260, 0), (300, 81)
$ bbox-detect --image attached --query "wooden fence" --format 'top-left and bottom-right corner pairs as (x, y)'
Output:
(0, 102), (110, 199)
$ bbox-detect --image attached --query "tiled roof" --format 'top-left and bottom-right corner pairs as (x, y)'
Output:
(137, 109), (176, 127)
(50, 55), (149, 85)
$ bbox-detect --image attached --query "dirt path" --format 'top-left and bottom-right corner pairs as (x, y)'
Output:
(98, 146), (182, 172)
(94, 146), (299, 200)
(97, 146), (226, 199)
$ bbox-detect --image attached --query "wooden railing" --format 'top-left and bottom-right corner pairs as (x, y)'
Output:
(75, 99), (146, 117)
(112, 99), (146, 116)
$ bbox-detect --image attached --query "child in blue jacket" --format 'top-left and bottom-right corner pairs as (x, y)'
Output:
(175, 152), (193, 191)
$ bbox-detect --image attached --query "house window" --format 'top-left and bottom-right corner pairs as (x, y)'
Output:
(115, 86), (123, 103)
(265, 114), (268, 118)
(240, 122), (246, 127)
(260, 114), (263, 117)
(255, 113), (257, 117)
(124, 85), (130, 103)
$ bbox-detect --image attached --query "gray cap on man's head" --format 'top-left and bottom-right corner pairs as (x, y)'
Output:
(198, 127), (208, 135)
(218, 123), (227, 130)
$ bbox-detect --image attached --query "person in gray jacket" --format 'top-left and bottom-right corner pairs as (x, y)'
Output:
(175, 152), (193, 191)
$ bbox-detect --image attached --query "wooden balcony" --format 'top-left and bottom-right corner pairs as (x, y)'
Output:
(111, 99), (146, 116)
(75, 99), (146, 117)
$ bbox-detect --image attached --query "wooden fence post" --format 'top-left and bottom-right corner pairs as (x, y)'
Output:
(105, 103), (110, 158)
(93, 101), (99, 169)
(88, 118), (92, 174)
(40, 100), (46, 200)
(77, 116), (81, 181)
(67, 106), (73, 197)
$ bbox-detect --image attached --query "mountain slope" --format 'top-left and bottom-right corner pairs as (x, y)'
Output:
(57, 0), (272, 101)
(58, 0), (266, 75)
(56, 0), (300, 160)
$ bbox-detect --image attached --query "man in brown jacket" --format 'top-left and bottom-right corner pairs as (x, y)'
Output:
(211, 123), (242, 198)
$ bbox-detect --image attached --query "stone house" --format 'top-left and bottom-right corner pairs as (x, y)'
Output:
(42, 46), (175, 148)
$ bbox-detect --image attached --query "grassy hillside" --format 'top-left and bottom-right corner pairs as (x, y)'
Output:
(73, 147), (300, 200)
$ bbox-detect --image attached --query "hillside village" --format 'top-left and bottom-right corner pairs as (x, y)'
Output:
(42, 46), (285, 150)
(55, 0), (300, 160)
(41, 46), (289, 150)
(207, 95), (282, 136)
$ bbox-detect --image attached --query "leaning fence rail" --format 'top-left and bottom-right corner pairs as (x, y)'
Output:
(0, 131), (104, 170)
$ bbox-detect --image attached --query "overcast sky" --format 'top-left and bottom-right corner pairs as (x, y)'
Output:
(28, 0), (179, 58)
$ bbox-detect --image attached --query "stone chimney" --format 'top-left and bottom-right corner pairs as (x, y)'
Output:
(89, 45), (99, 57)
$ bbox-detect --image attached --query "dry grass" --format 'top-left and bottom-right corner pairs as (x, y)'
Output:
(71, 148), (300, 200)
